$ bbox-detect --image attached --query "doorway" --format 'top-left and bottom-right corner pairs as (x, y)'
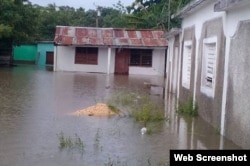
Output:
(115, 48), (130, 74)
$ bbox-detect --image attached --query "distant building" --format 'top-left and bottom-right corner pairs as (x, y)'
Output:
(13, 42), (54, 66)
(53, 26), (168, 76)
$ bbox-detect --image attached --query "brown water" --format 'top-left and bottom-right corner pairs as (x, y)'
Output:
(0, 66), (240, 166)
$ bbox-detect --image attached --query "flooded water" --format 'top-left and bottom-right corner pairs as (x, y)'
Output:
(0, 66), (240, 166)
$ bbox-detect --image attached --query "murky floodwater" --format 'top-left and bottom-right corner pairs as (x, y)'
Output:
(0, 66), (240, 166)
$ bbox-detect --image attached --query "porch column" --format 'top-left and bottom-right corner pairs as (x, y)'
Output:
(53, 45), (57, 71)
(107, 47), (111, 74)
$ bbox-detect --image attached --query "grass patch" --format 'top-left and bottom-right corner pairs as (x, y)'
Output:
(57, 132), (84, 153)
(107, 92), (166, 133)
(104, 157), (128, 166)
(107, 104), (120, 114)
(131, 102), (165, 124)
(176, 98), (198, 117)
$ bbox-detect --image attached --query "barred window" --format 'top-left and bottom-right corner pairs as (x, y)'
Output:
(182, 41), (192, 89)
(75, 47), (98, 65)
(130, 49), (152, 67)
(201, 37), (217, 98)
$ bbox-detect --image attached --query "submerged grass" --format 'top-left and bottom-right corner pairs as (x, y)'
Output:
(104, 156), (167, 166)
(176, 97), (198, 117)
(57, 132), (84, 153)
(107, 91), (166, 134)
(107, 104), (120, 114)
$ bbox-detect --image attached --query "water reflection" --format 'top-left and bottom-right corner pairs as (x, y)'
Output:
(165, 92), (240, 150)
(0, 66), (240, 166)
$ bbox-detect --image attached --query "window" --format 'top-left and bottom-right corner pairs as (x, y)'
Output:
(182, 41), (192, 89)
(75, 47), (98, 65)
(200, 37), (217, 97)
(130, 49), (152, 67)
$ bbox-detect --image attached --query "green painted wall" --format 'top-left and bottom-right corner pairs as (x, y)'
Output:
(14, 45), (37, 63)
(37, 43), (54, 66)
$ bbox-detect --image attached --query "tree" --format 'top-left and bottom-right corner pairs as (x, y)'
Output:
(125, 0), (192, 30)
(125, 0), (168, 30)
(0, 0), (39, 42)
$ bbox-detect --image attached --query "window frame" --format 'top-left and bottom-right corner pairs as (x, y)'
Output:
(75, 47), (98, 65)
(182, 41), (192, 89)
(129, 49), (153, 67)
(200, 36), (218, 98)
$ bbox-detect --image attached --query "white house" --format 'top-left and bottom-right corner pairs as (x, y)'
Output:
(166, 0), (250, 148)
(53, 26), (168, 76)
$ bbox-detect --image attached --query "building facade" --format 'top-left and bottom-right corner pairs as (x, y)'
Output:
(166, 0), (250, 148)
(54, 26), (168, 76)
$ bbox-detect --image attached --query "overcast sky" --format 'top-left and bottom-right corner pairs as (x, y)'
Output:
(29, 0), (135, 10)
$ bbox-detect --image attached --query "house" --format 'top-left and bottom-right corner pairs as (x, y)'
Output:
(53, 26), (168, 75)
(13, 42), (54, 66)
(166, 0), (250, 148)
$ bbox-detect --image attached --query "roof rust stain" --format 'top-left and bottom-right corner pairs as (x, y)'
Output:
(54, 26), (168, 47)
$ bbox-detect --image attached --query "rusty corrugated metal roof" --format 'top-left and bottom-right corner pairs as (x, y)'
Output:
(54, 26), (167, 47)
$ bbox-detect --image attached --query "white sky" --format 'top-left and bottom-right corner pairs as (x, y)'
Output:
(29, 0), (135, 10)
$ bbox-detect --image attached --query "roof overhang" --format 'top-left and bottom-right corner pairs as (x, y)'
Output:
(171, 0), (216, 19)
(214, 0), (250, 12)
(166, 28), (182, 39)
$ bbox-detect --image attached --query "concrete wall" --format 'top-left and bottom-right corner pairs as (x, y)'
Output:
(167, 0), (250, 148)
(129, 49), (166, 76)
(195, 17), (225, 128)
(37, 43), (54, 66)
(13, 45), (37, 64)
(225, 20), (250, 148)
(178, 26), (196, 103)
(55, 46), (166, 76)
(54, 46), (115, 73)
(166, 35), (180, 94)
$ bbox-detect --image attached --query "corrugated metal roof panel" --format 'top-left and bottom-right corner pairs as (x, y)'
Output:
(54, 26), (168, 47)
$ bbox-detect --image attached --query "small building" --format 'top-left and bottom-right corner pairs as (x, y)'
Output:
(36, 41), (54, 66)
(166, 0), (250, 148)
(53, 26), (168, 75)
(13, 42), (54, 66)
(13, 44), (37, 64)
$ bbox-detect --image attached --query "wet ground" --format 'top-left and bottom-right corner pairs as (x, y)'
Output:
(0, 66), (240, 166)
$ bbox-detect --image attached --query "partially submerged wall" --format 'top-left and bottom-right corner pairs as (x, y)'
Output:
(195, 17), (225, 128)
(225, 20), (250, 148)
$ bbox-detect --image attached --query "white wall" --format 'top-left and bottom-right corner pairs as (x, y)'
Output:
(171, 0), (250, 147)
(55, 46), (165, 76)
(182, 2), (224, 41)
(129, 49), (166, 76)
(54, 46), (116, 73)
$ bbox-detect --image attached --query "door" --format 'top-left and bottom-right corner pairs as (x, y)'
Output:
(46, 51), (54, 65)
(115, 49), (130, 74)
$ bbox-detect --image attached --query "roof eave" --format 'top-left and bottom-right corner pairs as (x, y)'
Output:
(214, 0), (250, 12)
(171, 0), (213, 19)
(166, 28), (182, 39)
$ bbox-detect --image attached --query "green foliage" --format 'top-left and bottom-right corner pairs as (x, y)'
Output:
(0, 0), (193, 42)
(125, 0), (193, 30)
(109, 92), (166, 126)
(0, 0), (40, 42)
(132, 101), (165, 124)
(107, 104), (120, 114)
(57, 132), (84, 153)
(104, 156), (128, 166)
(176, 98), (198, 116)
(0, 24), (12, 38)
